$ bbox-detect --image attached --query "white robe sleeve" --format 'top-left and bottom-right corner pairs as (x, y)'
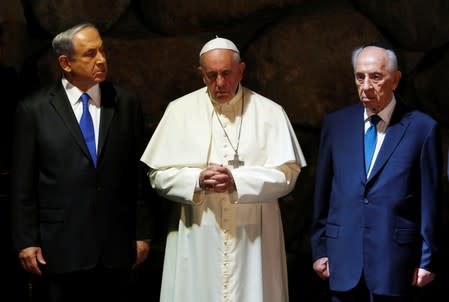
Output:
(150, 162), (300, 205)
(149, 167), (202, 204)
(232, 162), (300, 204)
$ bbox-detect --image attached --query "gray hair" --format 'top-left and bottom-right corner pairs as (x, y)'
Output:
(351, 45), (398, 72)
(52, 22), (98, 59)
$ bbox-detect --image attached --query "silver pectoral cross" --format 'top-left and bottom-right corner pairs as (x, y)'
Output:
(228, 153), (244, 168)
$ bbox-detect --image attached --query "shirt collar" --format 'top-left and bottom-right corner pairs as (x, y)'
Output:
(364, 95), (396, 125)
(61, 78), (101, 107)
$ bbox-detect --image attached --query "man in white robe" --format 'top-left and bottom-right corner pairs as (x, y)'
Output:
(141, 37), (307, 302)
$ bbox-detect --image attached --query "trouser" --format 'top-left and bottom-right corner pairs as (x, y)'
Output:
(0, 190), (30, 302)
(35, 264), (133, 302)
(331, 276), (412, 302)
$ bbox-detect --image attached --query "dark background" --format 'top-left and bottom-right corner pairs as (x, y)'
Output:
(1, 0), (448, 301)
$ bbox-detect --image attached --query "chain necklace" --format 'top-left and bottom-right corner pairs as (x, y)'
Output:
(212, 92), (245, 168)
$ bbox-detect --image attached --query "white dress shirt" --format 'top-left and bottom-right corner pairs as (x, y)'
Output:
(364, 96), (396, 176)
(61, 78), (101, 149)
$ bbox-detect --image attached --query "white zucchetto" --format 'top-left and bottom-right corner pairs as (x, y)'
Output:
(199, 36), (240, 57)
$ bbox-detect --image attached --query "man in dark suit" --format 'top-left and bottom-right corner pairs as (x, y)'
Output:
(310, 43), (442, 301)
(10, 22), (151, 302)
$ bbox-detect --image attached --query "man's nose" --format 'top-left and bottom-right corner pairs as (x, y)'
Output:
(216, 74), (225, 86)
(96, 51), (106, 64)
(361, 77), (372, 89)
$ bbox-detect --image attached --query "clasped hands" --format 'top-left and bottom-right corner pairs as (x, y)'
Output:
(199, 163), (236, 193)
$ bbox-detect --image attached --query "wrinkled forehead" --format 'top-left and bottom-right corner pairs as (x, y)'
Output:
(355, 47), (388, 72)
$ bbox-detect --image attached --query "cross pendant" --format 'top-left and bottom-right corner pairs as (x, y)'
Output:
(228, 153), (244, 168)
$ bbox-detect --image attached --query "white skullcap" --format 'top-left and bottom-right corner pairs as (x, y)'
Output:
(199, 36), (240, 57)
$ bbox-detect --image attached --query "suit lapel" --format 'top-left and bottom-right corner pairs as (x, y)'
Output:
(349, 105), (369, 184)
(49, 82), (92, 161)
(97, 82), (116, 162)
(368, 102), (410, 181)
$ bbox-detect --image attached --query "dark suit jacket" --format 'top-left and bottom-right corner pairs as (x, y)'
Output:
(0, 65), (18, 178)
(11, 80), (151, 274)
(310, 100), (442, 296)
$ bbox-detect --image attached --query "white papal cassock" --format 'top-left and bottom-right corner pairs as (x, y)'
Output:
(141, 85), (306, 302)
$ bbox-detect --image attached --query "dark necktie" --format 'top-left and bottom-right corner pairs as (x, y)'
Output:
(364, 115), (380, 174)
(80, 93), (96, 166)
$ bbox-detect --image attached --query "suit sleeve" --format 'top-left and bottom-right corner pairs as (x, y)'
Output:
(10, 99), (40, 251)
(310, 116), (333, 261)
(418, 123), (442, 272)
(134, 95), (153, 240)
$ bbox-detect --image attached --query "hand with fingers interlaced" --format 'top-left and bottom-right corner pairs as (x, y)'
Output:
(199, 163), (235, 193)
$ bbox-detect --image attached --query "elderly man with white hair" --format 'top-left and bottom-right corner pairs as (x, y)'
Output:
(141, 36), (306, 302)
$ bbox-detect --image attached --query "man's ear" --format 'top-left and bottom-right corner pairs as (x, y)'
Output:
(239, 61), (246, 79)
(58, 55), (71, 72)
(392, 70), (402, 91)
(197, 66), (206, 85)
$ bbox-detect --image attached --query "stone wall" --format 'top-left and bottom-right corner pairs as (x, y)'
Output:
(1, 0), (448, 300)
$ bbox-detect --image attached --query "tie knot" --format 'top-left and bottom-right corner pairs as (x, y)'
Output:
(370, 115), (381, 126)
(81, 93), (90, 105)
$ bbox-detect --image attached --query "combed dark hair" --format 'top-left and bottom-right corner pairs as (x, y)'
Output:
(52, 22), (98, 59)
